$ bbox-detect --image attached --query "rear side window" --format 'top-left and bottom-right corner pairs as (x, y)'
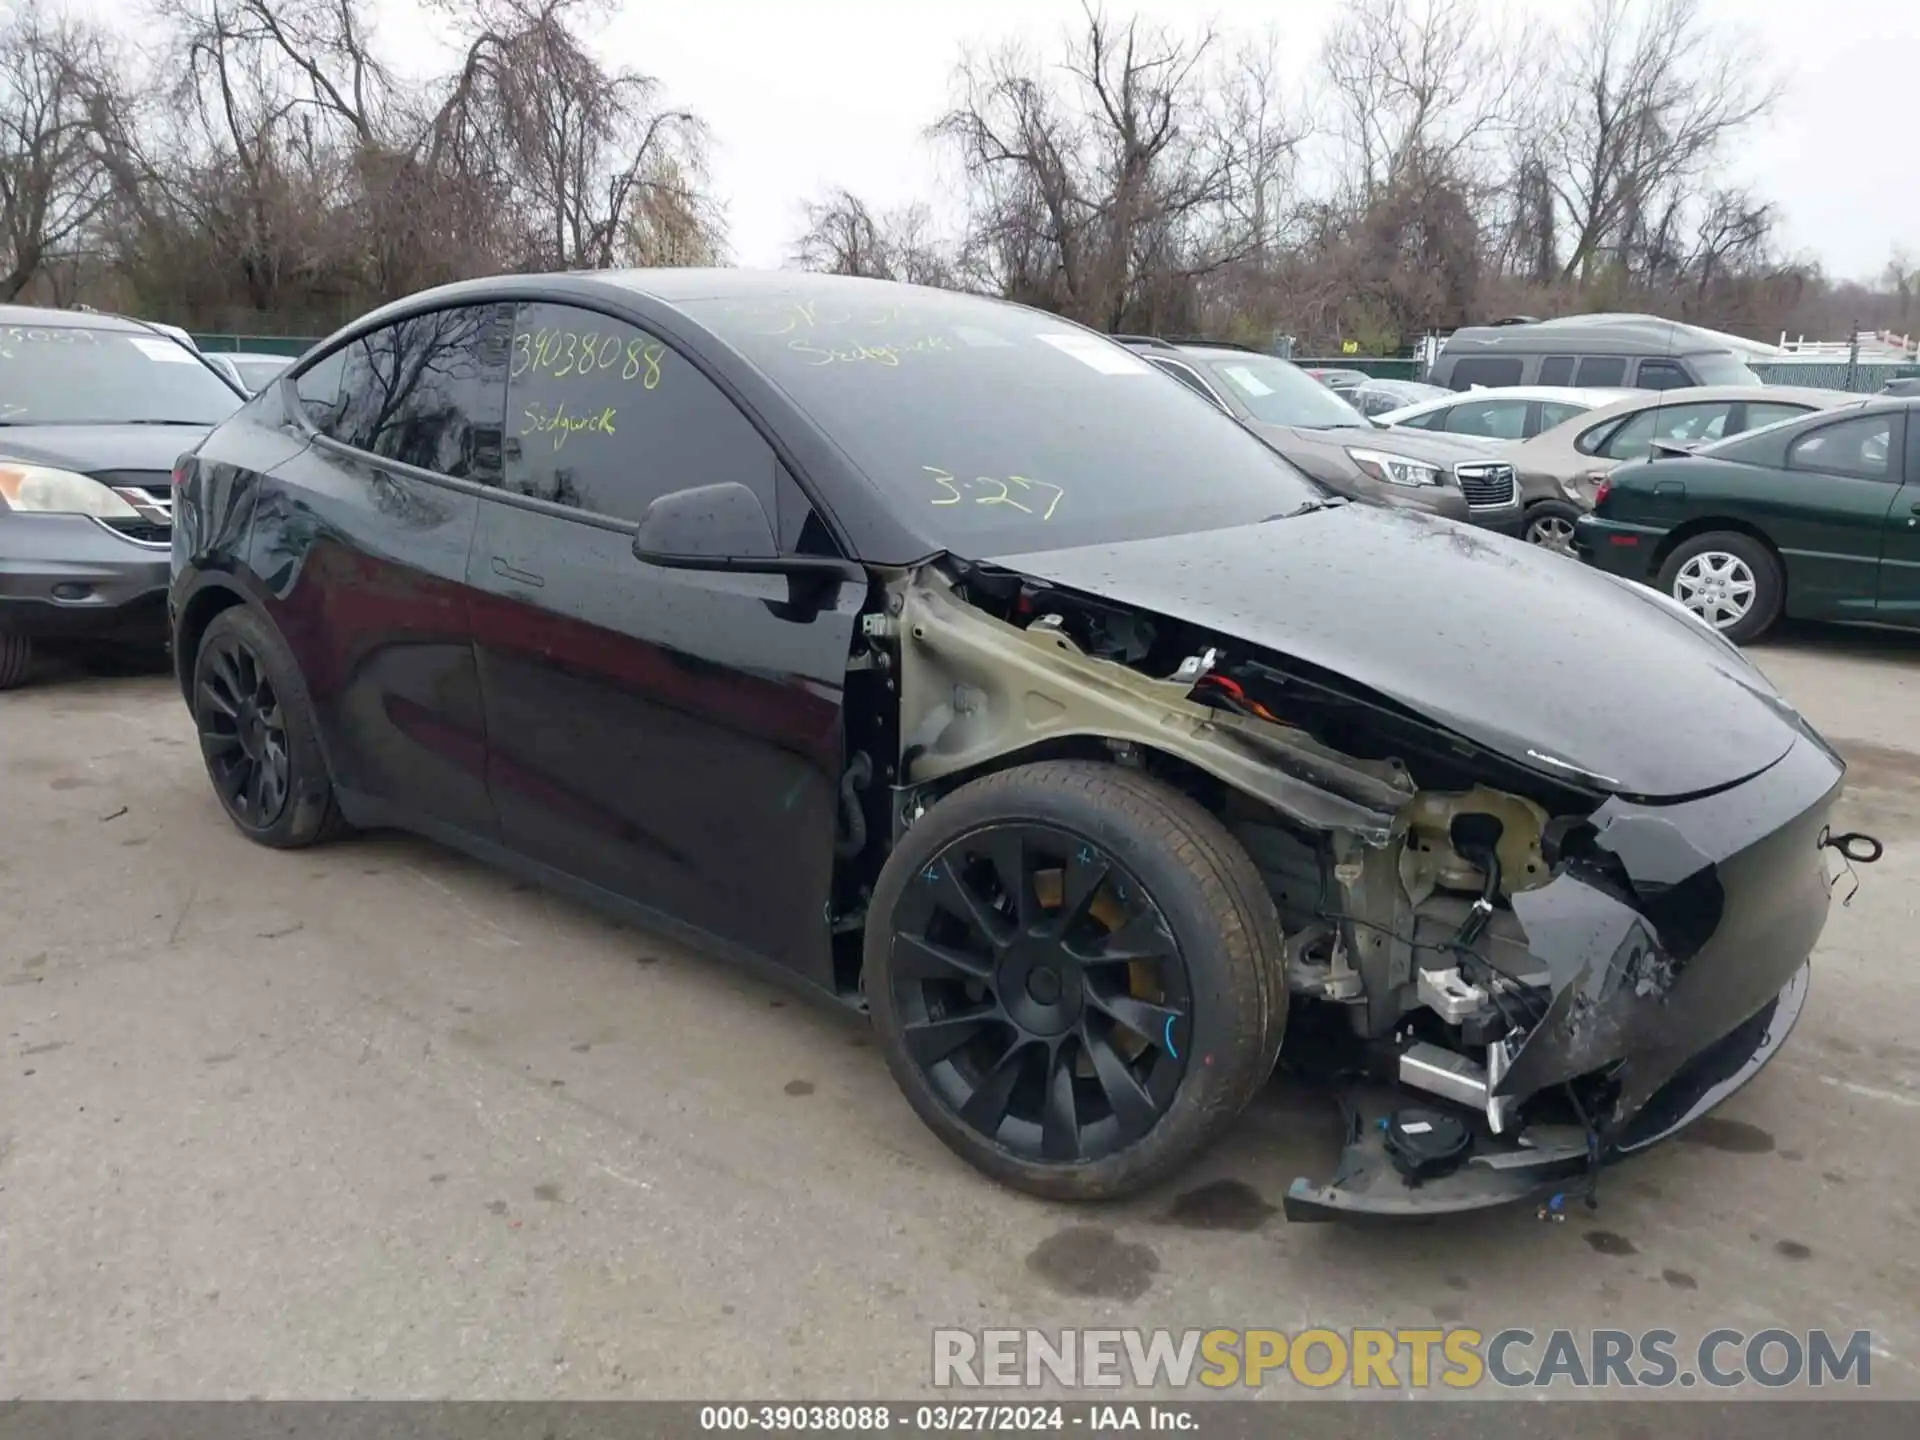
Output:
(1787, 414), (1895, 480)
(1601, 401), (1733, 461)
(1537, 400), (1588, 431)
(503, 302), (777, 524)
(1575, 356), (1628, 387)
(1537, 356), (1576, 386)
(1446, 357), (1523, 390)
(1443, 398), (1530, 438)
(1743, 402), (1813, 431)
(306, 304), (513, 484)
(1636, 359), (1691, 390)
(1398, 407), (1448, 430)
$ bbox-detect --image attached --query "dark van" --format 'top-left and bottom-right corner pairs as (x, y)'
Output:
(1429, 315), (1764, 393)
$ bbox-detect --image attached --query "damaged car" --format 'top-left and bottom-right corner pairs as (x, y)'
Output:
(167, 272), (1873, 1219)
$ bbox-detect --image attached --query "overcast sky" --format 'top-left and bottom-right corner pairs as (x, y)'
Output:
(120, 0), (1920, 283)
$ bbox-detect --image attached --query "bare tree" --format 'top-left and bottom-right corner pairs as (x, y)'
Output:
(434, 0), (719, 271)
(1544, 0), (1779, 284)
(791, 187), (949, 284)
(0, 2), (124, 299)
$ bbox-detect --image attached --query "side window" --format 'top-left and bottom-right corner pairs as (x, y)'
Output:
(1575, 356), (1628, 387)
(1447, 357), (1524, 390)
(1444, 398), (1529, 439)
(1601, 402), (1733, 461)
(1786, 414), (1895, 480)
(1742, 402), (1813, 432)
(1536, 400), (1587, 432)
(1146, 356), (1224, 409)
(313, 305), (513, 484)
(1398, 407), (1448, 430)
(293, 348), (345, 425)
(503, 303), (776, 524)
(1537, 356), (1577, 386)
(1635, 359), (1690, 391)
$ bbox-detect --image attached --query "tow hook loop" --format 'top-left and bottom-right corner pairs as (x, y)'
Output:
(1820, 829), (1884, 906)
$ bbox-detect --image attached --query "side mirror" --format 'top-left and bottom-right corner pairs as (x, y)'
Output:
(630, 481), (866, 591)
(632, 481), (778, 564)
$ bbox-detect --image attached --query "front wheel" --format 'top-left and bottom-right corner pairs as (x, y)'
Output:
(1656, 531), (1783, 645)
(865, 760), (1287, 1200)
(0, 632), (31, 690)
(1523, 499), (1583, 556)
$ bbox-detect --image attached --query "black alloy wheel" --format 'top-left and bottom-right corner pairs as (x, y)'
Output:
(866, 761), (1287, 1200)
(888, 822), (1192, 1165)
(191, 606), (345, 848)
(198, 631), (292, 830)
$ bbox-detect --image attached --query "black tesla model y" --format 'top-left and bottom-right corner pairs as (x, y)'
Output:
(168, 271), (1869, 1219)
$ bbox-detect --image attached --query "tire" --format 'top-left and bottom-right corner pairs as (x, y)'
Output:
(865, 759), (1287, 1201)
(1656, 530), (1783, 645)
(1523, 499), (1582, 556)
(0, 632), (30, 690)
(191, 606), (348, 847)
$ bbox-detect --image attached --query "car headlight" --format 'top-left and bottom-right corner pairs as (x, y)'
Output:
(1346, 448), (1444, 487)
(0, 464), (141, 519)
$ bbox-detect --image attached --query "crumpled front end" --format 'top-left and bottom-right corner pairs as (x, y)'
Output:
(1284, 732), (1844, 1220)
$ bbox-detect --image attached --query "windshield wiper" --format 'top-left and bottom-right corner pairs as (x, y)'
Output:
(1266, 497), (1350, 520)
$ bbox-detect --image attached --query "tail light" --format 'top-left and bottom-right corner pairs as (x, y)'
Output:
(1591, 477), (1612, 509)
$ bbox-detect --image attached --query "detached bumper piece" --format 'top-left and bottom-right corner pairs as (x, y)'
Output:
(1283, 961), (1809, 1220)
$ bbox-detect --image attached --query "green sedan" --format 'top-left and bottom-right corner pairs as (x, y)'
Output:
(1574, 395), (1919, 643)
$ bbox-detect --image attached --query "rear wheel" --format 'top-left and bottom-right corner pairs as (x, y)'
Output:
(1656, 531), (1783, 644)
(192, 606), (347, 847)
(1523, 500), (1582, 556)
(0, 632), (30, 690)
(866, 760), (1286, 1200)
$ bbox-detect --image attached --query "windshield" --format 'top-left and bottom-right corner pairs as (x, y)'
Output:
(1188, 352), (1370, 429)
(1687, 351), (1763, 386)
(680, 292), (1327, 553)
(0, 323), (241, 425)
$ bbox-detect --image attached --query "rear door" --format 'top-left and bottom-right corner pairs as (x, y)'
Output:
(1872, 412), (1920, 624)
(466, 300), (860, 984)
(256, 303), (510, 838)
(1767, 410), (1904, 620)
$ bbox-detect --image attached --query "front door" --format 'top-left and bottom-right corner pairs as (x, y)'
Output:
(466, 301), (860, 985)
(1769, 410), (1906, 622)
(258, 303), (513, 840)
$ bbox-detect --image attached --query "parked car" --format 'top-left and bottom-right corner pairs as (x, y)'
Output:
(1300, 365), (1371, 393)
(1504, 385), (1857, 554)
(170, 270), (1857, 1219)
(1430, 316), (1764, 393)
(0, 304), (244, 688)
(1879, 376), (1920, 397)
(1116, 337), (1522, 532)
(206, 351), (295, 396)
(1346, 378), (1451, 418)
(1575, 395), (1918, 644)
(1374, 385), (1638, 442)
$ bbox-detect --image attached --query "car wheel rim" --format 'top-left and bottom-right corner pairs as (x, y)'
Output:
(888, 823), (1191, 1163)
(1526, 514), (1576, 554)
(196, 635), (292, 829)
(1672, 551), (1758, 630)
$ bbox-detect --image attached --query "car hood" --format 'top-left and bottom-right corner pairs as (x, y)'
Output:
(990, 504), (1806, 799)
(1255, 424), (1512, 465)
(0, 423), (212, 475)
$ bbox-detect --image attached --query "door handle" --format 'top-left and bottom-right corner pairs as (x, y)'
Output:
(1909, 502), (1920, 515)
(491, 556), (545, 588)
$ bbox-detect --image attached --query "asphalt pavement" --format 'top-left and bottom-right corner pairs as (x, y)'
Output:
(2, 623), (1918, 1400)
